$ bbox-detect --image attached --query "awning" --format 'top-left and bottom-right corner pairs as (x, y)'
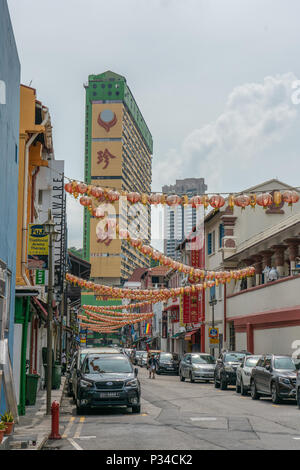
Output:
(184, 328), (200, 341)
(32, 297), (48, 321)
(171, 332), (185, 339)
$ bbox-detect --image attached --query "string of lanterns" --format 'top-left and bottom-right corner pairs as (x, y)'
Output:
(119, 227), (255, 282)
(64, 180), (300, 213)
(82, 305), (154, 317)
(89, 300), (157, 311)
(66, 271), (253, 302)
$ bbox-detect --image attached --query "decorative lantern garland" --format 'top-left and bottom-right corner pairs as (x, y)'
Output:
(64, 179), (300, 213)
(119, 228), (255, 283)
(82, 305), (155, 317)
(90, 300), (158, 311)
(66, 272), (253, 302)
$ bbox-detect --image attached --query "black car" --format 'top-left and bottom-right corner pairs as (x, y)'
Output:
(156, 352), (179, 375)
(214, 351), (251, 390)
(250, 354), (297, 403)
(76, 353), (141, 414)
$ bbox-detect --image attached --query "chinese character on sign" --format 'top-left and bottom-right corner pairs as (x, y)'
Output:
(97, 149), (117, 169)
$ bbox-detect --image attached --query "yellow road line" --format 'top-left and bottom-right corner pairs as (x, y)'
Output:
(62, 416), (75, 438)
(74, 416), (85, 438)
(272, 405), (280, 408)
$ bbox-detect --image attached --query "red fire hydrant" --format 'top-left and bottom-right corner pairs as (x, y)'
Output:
(49, 401), (62, 440)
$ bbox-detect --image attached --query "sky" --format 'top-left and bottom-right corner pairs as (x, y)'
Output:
(7, 0), (300, 248)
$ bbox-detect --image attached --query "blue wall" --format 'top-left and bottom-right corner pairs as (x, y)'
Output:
(0, 0), (20, 414)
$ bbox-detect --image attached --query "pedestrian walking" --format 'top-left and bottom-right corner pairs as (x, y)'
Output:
(148, 353), (158, 379)
(61, 349), (67, 375)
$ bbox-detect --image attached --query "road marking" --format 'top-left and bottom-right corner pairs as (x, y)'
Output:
(141, 413), (148, 416)
(62, 416), (75, 438)
(190, 417), (217, 421)
(293, 437), (300, 440)
(68, 438), (83, 450)
(272, 405), (280, 408)
(75, 436), (96, 439)
(74, 417), (85, 438)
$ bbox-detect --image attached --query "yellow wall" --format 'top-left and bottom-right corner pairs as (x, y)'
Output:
(16, 85), (46, 286)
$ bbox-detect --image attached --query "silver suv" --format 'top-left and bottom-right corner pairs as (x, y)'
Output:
(179, 353), (216, 383)
(236, 355), (261, 395)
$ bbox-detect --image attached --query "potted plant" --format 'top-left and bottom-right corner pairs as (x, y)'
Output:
(0, 422), (7, 443)
(0, 412), (14, 435)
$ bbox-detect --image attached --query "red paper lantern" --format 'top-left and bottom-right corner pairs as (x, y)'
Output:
(209, 195), (225, 209)
(234, 194), (250, 209)
(91, 186), (104, 198)
(166, 195), (181, 206)
(64, 182), (73, 194)
(77, 182), (88, 194)
(149, 194), (162, 205)
(107, 190), (119, 202)
(127, 192), (141, 204)
(282, 190), (299, 206)
(189, 195), (203, 208)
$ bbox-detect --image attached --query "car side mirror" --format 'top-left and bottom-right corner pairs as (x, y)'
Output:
(134, 368), (138, 377)
(265, 364), (271, 371)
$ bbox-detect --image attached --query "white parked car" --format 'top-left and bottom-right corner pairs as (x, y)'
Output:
(236, 355), (261, 395)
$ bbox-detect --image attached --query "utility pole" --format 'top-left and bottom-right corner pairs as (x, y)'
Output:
(209, 296), (217, 358)
(44, 209), (58, 415)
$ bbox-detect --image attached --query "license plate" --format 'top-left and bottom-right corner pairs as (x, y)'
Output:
(99, 392), (120, 398)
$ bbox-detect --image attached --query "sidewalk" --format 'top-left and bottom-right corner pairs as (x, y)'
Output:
(8, 377), (66, 450)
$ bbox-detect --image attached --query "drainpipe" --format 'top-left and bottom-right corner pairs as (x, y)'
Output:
(21, 108), (49, 286)
(18, 297), (30, 416)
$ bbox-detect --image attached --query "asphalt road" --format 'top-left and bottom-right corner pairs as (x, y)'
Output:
(44, 366), (300, 450)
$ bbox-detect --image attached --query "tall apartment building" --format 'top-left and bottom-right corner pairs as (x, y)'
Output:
(83, 71), (152, 285)
(163, 178), (207, 259)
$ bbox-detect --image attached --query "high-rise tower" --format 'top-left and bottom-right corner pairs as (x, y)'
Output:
(83, 71), (152, 285)
(163, 178), (207, 259)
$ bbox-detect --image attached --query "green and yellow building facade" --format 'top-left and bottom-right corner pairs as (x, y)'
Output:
(83, 71), (153, 285)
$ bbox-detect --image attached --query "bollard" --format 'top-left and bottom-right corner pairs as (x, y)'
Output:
(49, 400), (62, 440)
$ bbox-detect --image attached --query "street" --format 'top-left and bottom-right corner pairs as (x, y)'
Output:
(44, 366), (300, 451)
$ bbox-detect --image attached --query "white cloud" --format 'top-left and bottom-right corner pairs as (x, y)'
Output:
(154, 73), (300, 192)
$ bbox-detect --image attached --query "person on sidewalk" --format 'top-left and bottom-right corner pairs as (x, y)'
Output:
(148, 353), (158, 379)
(61, 350), (67, 376)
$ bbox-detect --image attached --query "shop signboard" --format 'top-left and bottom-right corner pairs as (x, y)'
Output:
(27, 224), (49, 270)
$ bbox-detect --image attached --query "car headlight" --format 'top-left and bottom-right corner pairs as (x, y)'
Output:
(80, 379), (93, 388)
(126, 379), (138, 387)
(278, 377), (291, 385)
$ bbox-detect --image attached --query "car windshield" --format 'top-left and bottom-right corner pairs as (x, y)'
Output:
(83, 355), (132, 374)
(224, 353), (245, 362)
(245, 357), (260, 367)
(274, 357), (295, 370)
(192, 355), (216, 364)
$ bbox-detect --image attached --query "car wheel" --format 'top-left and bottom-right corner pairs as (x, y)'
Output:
(214, 375), (220, 388)
(271, 382), (281, 404)
(132, 404), (141, 414)
(240, 379), (247, 396)
(190, 372), (195, 383)
(250, 380), (260, 400)
(236, 379), (241, 393)
(180, 371), (185, 382)
(220, 376), (227, 390)
(76, 400), (84, 415)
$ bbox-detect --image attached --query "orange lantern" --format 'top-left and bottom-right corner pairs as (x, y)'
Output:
(149, 193), (162, 205)
(127, 192), (141, 204)
(234, 194), (250, 209)
(249, 194), (257, 209)
(189, 195), (203, 208)
(64, 182), (73, 194)
(107, 190), (119, 202)
(209, 195), (225, 209)
(282, 190), (299, 206)
(256, 192), (273, 208)
(77, 182), (88, 194)
(166, 195), (182, 206)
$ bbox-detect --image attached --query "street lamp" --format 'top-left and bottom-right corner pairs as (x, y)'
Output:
(44, 209), (59, 415)
(209, 296), (217, 357)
